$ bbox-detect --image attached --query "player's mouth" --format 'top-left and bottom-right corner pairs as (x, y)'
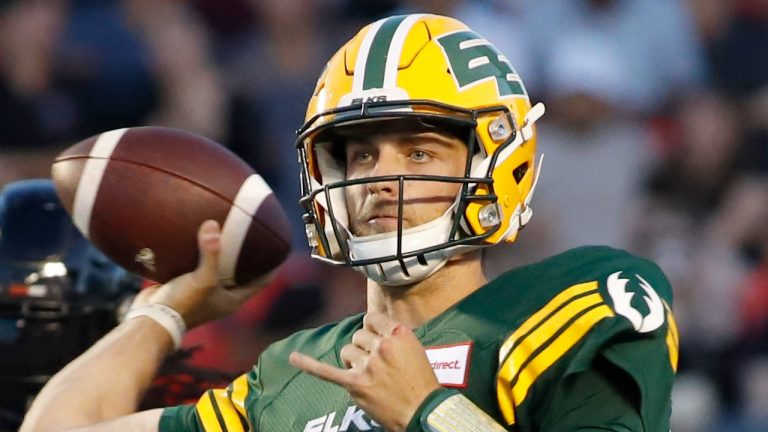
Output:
(366, 214), (403, 230)
(368, 214), (399, 222)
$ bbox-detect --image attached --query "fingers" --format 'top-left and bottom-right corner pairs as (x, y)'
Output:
(360, 314), (414, 365)
(289, 352), (349, 386)
(198, 219), (222, 254)
(351, 329), (378, 352)
(340, 344), (369, 369)
(363, 312), (403, 337)
(193, 220), (221, 289)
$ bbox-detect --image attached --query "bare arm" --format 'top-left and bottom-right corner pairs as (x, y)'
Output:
(20, 319), (173, 431)
(21, 220), (270, 431)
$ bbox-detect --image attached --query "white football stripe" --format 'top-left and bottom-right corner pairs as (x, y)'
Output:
(72, 128), (128, 236)
(218, 174), (273, 285)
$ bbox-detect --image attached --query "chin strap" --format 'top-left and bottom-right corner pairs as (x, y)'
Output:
(347, 204), (480, 286)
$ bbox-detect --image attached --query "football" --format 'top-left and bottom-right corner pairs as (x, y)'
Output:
(51, 127), (292, 286)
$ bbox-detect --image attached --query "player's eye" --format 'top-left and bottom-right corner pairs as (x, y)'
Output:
(410, 150), (431, 162)
(351, 151), (373, 163)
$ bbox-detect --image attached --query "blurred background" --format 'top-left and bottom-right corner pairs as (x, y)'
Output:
(0, 0), (766, 430)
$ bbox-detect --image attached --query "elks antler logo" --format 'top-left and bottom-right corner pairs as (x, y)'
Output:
(607, 272), (664, 333)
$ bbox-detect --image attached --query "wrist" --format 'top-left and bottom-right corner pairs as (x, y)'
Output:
(406, 387), (459, 432)
(124, 303), (187, 350)
(406, 388), (508, 432)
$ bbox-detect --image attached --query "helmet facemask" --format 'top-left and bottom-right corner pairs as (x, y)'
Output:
(298, 99), (535, 286)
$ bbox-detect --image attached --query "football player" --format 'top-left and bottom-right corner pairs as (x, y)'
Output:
(0, 179), (141, 429)
(21, 14), (678, 432)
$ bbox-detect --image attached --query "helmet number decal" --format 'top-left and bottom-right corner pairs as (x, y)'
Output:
(435, 30), (526, 98)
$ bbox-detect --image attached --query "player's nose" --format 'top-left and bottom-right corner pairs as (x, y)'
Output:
(366, 145), (402, 196)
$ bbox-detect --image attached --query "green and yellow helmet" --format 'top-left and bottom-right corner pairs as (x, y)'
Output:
(296, 14), (544, 285)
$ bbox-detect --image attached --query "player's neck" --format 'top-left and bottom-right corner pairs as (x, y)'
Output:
(366, 251), (487, 329)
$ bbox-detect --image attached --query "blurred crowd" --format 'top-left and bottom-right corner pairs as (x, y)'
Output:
(0, 0), (766, 430)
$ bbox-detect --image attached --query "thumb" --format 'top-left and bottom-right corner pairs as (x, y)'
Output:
(192, 219), (222, 289)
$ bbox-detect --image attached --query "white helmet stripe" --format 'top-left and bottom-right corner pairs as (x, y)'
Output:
(383, 14), (425, 88)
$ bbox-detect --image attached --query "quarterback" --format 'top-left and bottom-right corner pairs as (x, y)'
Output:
(22, 14), (678, 432)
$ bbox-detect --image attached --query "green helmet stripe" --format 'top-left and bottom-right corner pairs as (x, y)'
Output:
(352, 18), (385, 93)
(383, 14), (426, 88)
(362, 15), (407, 90)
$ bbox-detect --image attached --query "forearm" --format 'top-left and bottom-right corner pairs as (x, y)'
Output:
(21, 318), (174, 432)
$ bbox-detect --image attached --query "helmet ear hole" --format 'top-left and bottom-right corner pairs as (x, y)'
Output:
(513, 162), (529, 184)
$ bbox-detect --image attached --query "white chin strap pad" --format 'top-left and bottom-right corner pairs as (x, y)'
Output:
(348, 208), (456, 286)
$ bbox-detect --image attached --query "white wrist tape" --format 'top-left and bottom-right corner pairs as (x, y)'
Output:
(125, 304), (187, 350)
(426, 393), (507, 432)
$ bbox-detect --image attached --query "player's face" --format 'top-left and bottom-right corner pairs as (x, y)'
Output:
(344, 130), (467, 236)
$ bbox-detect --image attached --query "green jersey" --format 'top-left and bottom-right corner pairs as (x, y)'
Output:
(160, 246), (678, 431)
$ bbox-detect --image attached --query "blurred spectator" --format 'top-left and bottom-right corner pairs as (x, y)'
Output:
(216, 0), (338, 249)
(711, 177), (768, 409)
(487, 0), (709, 275)
(632, 93), (748, 370)
(0, 0), (75, 185)
(394, 0), (459, 15)
(0, 0), (226, 187)
(717, 356), (768, 432)
(706, 0), (768, 175)
(670, 372), (720, 432)
(59, 0), (156, 138)
(453, 0), (535, 91)
(0, 0), (148, 185)
(634, 94), (767, 427)
(122, 0), (227, 140)
(189, 0), (256, 41)
(0, 0), (71, 146)
(740, 357), (768, 430)
(740, 246), (768, 343)
(525, 0), (707, 114)
(708, 0), (768, 99)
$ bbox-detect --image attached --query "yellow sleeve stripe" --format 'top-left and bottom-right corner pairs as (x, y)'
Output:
(195, 389), (248, 432)
(228, 373), (250, 417)
(496, 281), (613, 426)
(212, 389), (247, 432)
(511, 304), (614, 404)
(498, 281), (599, 363)
(663, 301), (679, 372)
(498, 292), (604, 387)
(195, 391), (223, 432)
